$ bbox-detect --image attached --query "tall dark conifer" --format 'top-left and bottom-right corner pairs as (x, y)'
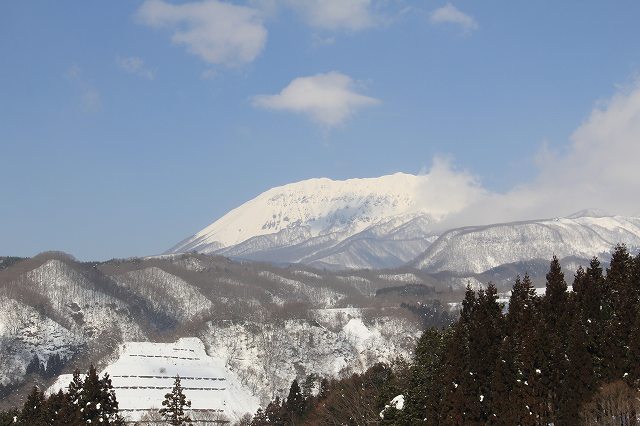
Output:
(285, 379), (305, 423)
(159, 375), (192, 426)
(469, 283), (504, 422)
(19, 386), (47, 426)
(545, 256), (568, 324)
(605, 245), (633, 378)
(250, 407), (268, 426)
(489, 335), (519, 424)
(438, 323), (469, 424)
(401, 328), (443, 424)
(541, 256), (569, 422)
(560, 313), (595, 425)
(505, 274), (541, 426)
(44, 389), (71, 425)
(628, 305), (640, 388)
(580, 257), (608, 377)
(264, 396), (284, 424)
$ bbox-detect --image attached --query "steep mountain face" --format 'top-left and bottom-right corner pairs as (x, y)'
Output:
(414, 214), (640, 274)
(167, 173), (444, 269)
(0, 252), (446, 411)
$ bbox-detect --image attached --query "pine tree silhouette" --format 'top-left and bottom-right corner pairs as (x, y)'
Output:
(250, 407), (268, 426)
(401, 328), (443, 424)
(160, 375), (193, 426)
(19, 386), (47, 426)
(285, 379), (305, 423)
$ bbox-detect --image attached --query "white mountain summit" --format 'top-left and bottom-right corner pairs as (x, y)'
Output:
(168, 173), (640, 272)
(167, 173), (459, 269)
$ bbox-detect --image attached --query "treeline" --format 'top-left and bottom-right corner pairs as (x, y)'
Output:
(25, 353), (65, 379)
(255, 245), (640, 425)
(0, 366), (124, 426)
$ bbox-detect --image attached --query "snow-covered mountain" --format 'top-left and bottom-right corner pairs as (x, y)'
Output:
(414, 213), (640, 274)
(167, 173), (445, 269)
(0, 252), (433, 411)
(168, 174), (640, 272)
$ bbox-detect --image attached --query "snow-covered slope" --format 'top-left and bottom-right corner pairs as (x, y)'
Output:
(113, 267), (213, 322)
(167, 173), (640, 273)
(49, 338), (259, 421)
(201, 310), (421, 406)
(414, 213), (640, 274)
(0, 253), (433, 408)
(167, 173), (444, 269)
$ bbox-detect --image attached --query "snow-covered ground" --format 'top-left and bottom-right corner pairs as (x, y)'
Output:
(378, 273), (422, 283)
(201, 309), (421, 406)
(0, 294), (81, 385)
(113, 267), (213, 321)
(45, 309), (420, 420)
(49, 338), (259, 421)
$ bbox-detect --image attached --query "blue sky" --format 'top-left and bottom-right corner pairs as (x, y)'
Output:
(2, 1), (640, 260)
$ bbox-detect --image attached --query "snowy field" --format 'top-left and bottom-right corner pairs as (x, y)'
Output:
(49, 338), (258, 421)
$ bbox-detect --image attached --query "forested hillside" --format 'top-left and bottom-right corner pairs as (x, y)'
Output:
(0, 252), (456, 411)
(256, 245), (640, 425)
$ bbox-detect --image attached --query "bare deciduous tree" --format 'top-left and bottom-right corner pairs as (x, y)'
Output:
(580, 381), (640, 425)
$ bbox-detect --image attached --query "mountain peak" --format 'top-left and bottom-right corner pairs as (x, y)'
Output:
(167, 173), (439, 256)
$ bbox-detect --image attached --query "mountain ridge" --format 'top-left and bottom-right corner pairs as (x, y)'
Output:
(167, 172), (640, 272)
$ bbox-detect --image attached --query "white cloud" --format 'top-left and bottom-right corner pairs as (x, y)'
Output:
(117, 56), (155, 80)
(136, 0), (267, 66)
(430, 3), (478, 33)
(252, 72), (380, 127)
(436, 80), (640, 228)
(416, 157), (487, 218)
(518, 80), (640, 217)
(285, 0), (376, 31)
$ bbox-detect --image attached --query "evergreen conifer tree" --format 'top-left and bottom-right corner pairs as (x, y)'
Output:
(61, 368), (84, 424)
(467, 283), (503, 422)
(98, 373), (124, 425)
(160, 375), (193, 426)
(284, 379), (305, 423)
(541, 256), (569, 422)
(26, 354), (42, 376)
(489, 335), (518, 424)
(545, 256), (568, 325)
(559, 312), (595, 424)
(264, 396), (283, 424)
(607, 244), (638, 379)
(302, 374), (317, 399)
(579, 257), (609, 377)
(628, 305), (640, 388)
(250, 407), (268, 426)
(78, 365), (124, 425)
(401, 328), (443, 424)
(44, 389), (71, 425)
(19, 386), (47, 426)
(438, 323), (470, 424)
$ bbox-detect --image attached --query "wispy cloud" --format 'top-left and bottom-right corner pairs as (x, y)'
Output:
(252, 72), (380, 127)
(285, 0), (376, 32)
(136, 0), (267, 66)
(66, 65), (101, 112)
(116, 56), (155, 80)
(430, 3), (478, 33)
